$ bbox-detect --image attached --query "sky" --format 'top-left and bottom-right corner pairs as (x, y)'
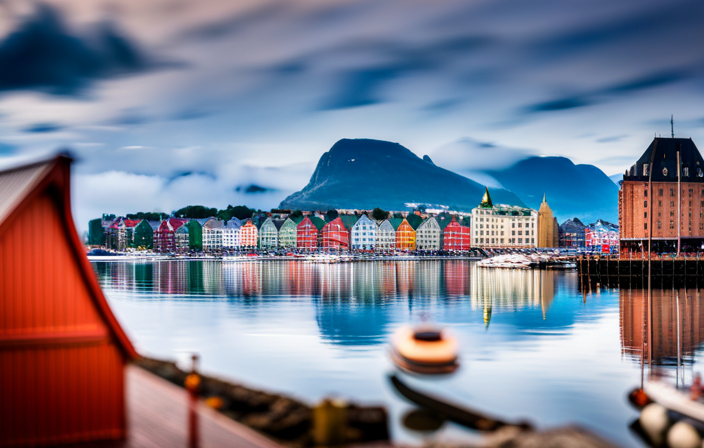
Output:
(0, 0), (702, 231)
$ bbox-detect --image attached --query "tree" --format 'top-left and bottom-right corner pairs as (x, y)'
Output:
(393, 212), (404, 219)
(291, 209), (303, 219)
(227, 205), (254, 220)
(102, 213), (116, 221)
(326, 209), (339, 222)
(173, 205), (217, 219)
(371, 207), (388, 220)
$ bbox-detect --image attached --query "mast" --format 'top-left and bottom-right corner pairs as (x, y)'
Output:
(677, 149), (681, 257)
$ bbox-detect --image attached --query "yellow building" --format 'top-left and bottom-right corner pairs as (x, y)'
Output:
(538, 194), (559, 248)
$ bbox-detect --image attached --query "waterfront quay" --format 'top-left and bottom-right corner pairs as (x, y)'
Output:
(577, 255), (704, 288)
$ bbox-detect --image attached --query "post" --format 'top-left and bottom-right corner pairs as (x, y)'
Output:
(185, 354), (201, 448)
(677, 150), (681, 257)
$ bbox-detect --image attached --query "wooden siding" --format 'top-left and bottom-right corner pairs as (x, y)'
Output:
(296, 218), (318, 250)
(0, 190), (127, 446)
(395, 219), (415, 251)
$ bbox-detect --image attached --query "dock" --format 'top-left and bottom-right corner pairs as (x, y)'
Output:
(577, 256), (704, 288)
(61, 365), (284, 448)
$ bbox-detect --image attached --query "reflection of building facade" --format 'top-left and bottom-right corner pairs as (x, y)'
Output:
(620, 288), (704, 364)
(471, 187), (538, 248)
(619, 137), (704, 257)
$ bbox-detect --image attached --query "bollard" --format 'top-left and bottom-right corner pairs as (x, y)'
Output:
(184, 354), (201, 448)
(313, 398), (348, 446)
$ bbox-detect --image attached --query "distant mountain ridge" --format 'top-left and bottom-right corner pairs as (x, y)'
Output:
(487, 156), (619, 223)
(279, 139), (525, 212)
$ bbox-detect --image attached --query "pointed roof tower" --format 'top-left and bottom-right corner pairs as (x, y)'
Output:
(479, 186), (493, 209)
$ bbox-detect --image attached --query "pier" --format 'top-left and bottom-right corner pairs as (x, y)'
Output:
(577, 256), (704, 288)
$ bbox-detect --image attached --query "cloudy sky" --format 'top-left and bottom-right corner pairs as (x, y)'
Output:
(0, 0), (702, 230)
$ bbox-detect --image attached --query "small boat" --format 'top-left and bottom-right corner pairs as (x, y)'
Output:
(643, 381), (704, 422)
(389, 325), (459, 375)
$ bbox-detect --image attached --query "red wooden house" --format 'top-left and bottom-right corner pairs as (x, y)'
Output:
(0, 155), (137, 446)
(321, 217), (349, 250)
(442, 217), (471, 251)
(154, 218), (187, 253)
(297, 216), (317, 250)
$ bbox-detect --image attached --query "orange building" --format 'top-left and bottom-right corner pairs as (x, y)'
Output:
(619, 137), (704, 257)
(239, 219), (258, 248)
(0, 155), (137, 446)
(392, 218), (416, 251)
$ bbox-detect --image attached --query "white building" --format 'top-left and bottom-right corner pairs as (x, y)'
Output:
(415, 216), (442, 250)
(202, 217), (225, 251)
(350, 214), (377, 250)
(222, 218), (242, 249)
(471, 188), (538, 248)
(376, 220), (396, 251)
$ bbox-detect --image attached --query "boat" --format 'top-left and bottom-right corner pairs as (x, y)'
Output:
(389, 325), (459, 375)
(641, 381), (704, 422)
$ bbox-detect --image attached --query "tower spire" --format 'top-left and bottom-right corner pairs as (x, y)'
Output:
(543, 193), (546, 203)
(671, 114), (674, 138)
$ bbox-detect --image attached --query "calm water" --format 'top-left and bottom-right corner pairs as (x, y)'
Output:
(92, 260), (704, 447)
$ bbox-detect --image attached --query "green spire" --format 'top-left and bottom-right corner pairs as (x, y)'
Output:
(480, 186), (493, 208)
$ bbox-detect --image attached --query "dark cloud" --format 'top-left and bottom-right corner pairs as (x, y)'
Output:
(235, 184), (276, 194)
(176, 3), (288, 42)
(596, 135), (628, 143)
(525, 97), (591, 113)
(23, 122), (64, 133)
(0, 4), (163, 95)
(111, 108), (150, 126)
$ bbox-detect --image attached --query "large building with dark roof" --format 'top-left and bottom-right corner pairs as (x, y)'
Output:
(619, 137), (704, 256)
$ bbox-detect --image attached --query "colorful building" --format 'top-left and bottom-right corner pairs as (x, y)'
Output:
(586, 220), (619, 254)
(350, 214), (376, 250)
(376, 219), (396, 251)
(471, 187), (538, 248)
(187, 219), (203, 251)
(202, 217), (224, 251)
(154, 218), (187, 253)
(537, 195), (559, 248)
(619, 136), (704, 257)
(240, 219), (258, 248)
(259, 217), (282, 249)
(278, 217), (299, 248)
(133, 219), (154, 249)
(222, 218), (242, 249)
(0, 155), (137, 446)
(175, 224), (190, 253)
(321, 217), (349, 250)
(297, 216), (325, 249)
(416, 216), (441, 250)
(558, 218), (586, 248)
(441, 217), (471, 251)
(392, 218), (416, 251)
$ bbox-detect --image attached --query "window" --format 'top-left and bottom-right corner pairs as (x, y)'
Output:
(658, 221), (661, 229)
(644, 189), (648, 197)
(659, 188), (663, 196)
(644, 212), (647, 218)
(684, 167), (690, 177)
(671, 201), (675, 207)
(643, 164), (649, 176)
(644, 201), (647, 207)
(671, 188), (675, 197)
(644, 223), (647, 230)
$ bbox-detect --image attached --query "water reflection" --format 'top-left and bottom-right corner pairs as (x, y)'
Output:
(620, 288), (704, 367)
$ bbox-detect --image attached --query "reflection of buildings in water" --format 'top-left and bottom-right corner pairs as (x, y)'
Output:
(414, 261), (441, 300)
(620, 288), (704, 365)
(239, 262), (261, 297)
(470, 265), (556, 320)
(444, 261), (470, 298)
(152, 260), (190, 294)
(202, 261), (224, 296)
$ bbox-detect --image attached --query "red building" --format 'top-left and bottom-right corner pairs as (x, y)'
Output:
(0, 155), (137, 446)
(619, 137), (704, 257)
(153, 218), (187, 253)
(321, 217), (349, 250)
(442, 217), (471, 251)
(297, 216), (323, 250)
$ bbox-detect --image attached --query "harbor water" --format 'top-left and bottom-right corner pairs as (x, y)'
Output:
(92, 259), (704, 447)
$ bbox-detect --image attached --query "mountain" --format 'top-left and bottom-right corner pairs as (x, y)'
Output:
(279, 139), (525, 211)
(488, 156), (619, 224)
(609, 173), (622, 185)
